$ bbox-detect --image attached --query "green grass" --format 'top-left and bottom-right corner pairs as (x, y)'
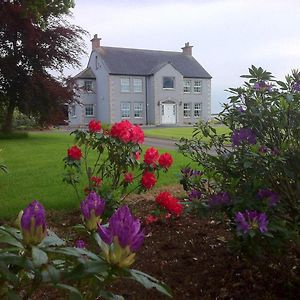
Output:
(0, 131), (194, 220)
(144, 126), (230, 140)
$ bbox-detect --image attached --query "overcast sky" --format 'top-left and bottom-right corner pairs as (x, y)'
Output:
(66, 0), (300, 113)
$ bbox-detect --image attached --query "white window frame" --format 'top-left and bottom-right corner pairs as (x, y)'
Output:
(84, 80), (93, 92)
(85, 104), (94, 117)
(194, 80), (202, 94)
(69, 104), (76, 118)
(120, 78), (130, 93)
(183, 103), (191, 118)
(134, 103), (143, 118)
(121, 102), (131, 118)
(163, 77), (175, 89)
(133, 78), (143, 93)
(194, 103), (202, 118)
(183, 80), (191, 93)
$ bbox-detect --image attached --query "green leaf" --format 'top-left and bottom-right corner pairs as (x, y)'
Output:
(40, 230), (66, 247)
(0, 261), (18, 284)
(32, 246), (48, 267)
(0, 227), (23, 249)
(98, 290), (125, 300)
(48, 247), (101, 261)
(56, 284), (83, 300)
(128, 269), (172, 298)
(41, 265), (60, 283)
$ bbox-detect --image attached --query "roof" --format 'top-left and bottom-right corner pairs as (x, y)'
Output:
(74, 67), (96, 79)
(95, 46), (212, 79)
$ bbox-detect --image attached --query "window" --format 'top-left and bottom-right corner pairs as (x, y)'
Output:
(194, 80), (202, 94)
(134, 103), (143, 118)
(69, 105), (76, 117)
(85, 104), (94, 117)
(183, 80), (191, 93)
(84, 81), (93, 91)
(194, 103), (202, 117)
(133, 79), (143, 93)
(121, 102), (131, 118)
(163, 77), (175, 89)
(121, 78), (130, 92)
(183, 103), (191, 118)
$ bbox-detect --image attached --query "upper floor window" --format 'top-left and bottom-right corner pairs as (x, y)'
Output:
(121, 78), (130, 93)
(134, 103), (143, 118)
(121, 102), (131, 118)
(163, 77), (175, 89)
(85, 104), (94, 117)
(194, 80), (202, 94)
(183, 80), (191, 93)
(183, 103), (191, 118)
(194, 103), (202, 117)
(133, 78), (143, 93)
(84, 80), (93, 92)
(69, 104), (76, 117)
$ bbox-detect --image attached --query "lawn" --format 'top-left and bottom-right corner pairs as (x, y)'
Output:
(0, 131), (194, 220)
(144, 125), (230, 140)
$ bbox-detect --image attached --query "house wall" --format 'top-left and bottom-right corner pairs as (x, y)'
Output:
(109, 75), (147, 124)
(153, 64), (184, 125)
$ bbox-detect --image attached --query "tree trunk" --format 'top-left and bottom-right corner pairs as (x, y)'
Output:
(1, 103), (15, 134)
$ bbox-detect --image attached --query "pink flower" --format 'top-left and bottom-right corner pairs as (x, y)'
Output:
(145, 215), (158, 225)
(158, 153), (173, 169)
(88, 119), (102, 133)
(134, 151), (141, 160)
(144, 147), (159, 166)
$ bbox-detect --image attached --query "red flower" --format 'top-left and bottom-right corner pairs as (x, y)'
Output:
(91, 176), (102, 187)
(155, 191), (173, 206)
(67, 145), (82, 160)
(124, 172), (134, 184)
(158, 153), (173, 169)
(110, 120), (144, 144)
(144, 147), (159, 166)
(88, 119), (102, 133)
(134, 151), (141, 160)
(141, 172), (157, 189)
(155, 192), (183, 216)
(131, 125), (144, 144)
(145, 214), (158, 225)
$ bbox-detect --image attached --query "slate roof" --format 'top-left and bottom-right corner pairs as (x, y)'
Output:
(74, 67), (96, 79)
(95, 47), (212, 79)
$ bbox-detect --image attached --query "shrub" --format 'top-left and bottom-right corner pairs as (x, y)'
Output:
(178, 66), (300, 257)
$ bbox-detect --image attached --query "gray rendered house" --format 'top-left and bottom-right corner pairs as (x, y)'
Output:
(69, 34), (212, 126)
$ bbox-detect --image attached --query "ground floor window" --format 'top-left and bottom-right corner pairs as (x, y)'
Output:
(194, 103), (202, 117)
(69, 104), (76, 117)
(134, 103), (143, 118)
(121, 102), (131, 118)
(183, 103), (191, 118)
(85, 104), (94, 117)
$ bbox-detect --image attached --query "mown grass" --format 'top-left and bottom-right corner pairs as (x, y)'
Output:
(144, 126), (230, 140)
(0, 131), (194, 220)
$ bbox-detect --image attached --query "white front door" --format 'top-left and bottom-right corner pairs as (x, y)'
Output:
(161, 104), (176, 124)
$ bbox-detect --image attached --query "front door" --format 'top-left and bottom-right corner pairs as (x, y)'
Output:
(161, 104), (176, 124)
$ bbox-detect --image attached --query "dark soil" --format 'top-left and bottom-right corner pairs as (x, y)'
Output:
(36, 185), (300, 299)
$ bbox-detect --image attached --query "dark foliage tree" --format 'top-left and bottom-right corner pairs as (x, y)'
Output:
(0, 0), (86, 133)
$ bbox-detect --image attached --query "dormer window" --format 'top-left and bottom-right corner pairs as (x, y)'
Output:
(163, 77), (175, 89)
(84, 80), (93, 92)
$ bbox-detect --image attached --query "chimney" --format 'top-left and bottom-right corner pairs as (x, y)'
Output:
(181, 42), (193, 56)
(91, 34), (101, 50)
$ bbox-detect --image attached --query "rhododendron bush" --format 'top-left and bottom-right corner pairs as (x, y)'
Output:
(179, 66), (300, 257)
(63, 120), (173, 214)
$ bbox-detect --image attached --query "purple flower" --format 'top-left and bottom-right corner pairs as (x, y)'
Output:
(292, 82), (300, 92)
(259, 145), (269, 153)
(192, 170), (203, 176)
(231, 128), (257, 146)
(98, 205), (144, 268)
(75, 239), (86, 249)
(236, 106), (245, 113)
(21, 200), (47, 245)
(235, 210), (268, 235)
(209, 191), (230, 207)
(181, 167), (193, 177)
(254, 81), (273, 92)
(188, 189), (202, 201)
(258, 188), (279, 207)
(80, 191), (105, 231)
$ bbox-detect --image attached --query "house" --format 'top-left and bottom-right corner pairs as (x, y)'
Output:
(69, 34), (212, 126)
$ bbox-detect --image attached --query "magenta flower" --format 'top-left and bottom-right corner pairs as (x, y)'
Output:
(209, 191), (230, 207)
(80, 191), (105, 231)
(258, 188), (279, 207)
(75, 239), (86, 249)
(98, 205), (144, 267)
(231, 128), (257, 146)
(21, 200), (47, 245)
(235, 210), (268, 235)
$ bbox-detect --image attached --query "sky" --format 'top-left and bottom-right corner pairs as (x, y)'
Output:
(66, 0), (300, 113)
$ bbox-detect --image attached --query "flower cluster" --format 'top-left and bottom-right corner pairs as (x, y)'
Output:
(110, 120), (144, 144)
(21, 200), (47, 245)
(188, 189), (202, 201)
(258, 188), (279, 207)
(155, 192), (183, 216)
(91, 176), (102, 187)
(209, 191), (230, 207)
(141, 171), (157, 189)
(98, 205), (144, 268)
(67, 145), (82, 160)
(88, 119), (102, 133)
(231, 128), (257, 146)
(143, 147), (173, 169)
(253, 81), (273, 92)
(235, 210), (268, 235)
(80, 191), (105, 231)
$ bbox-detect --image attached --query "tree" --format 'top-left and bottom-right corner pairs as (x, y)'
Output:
(0, 0), (86, 133)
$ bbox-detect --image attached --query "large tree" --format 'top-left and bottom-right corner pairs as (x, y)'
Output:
(0, 0), (86, 133)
